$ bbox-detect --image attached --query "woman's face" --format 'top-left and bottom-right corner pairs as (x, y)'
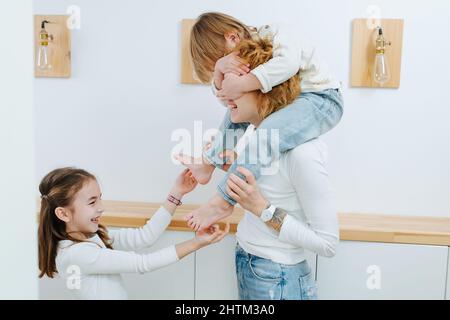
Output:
(61, 179), (104, 237)
(225, 75), (262, 126)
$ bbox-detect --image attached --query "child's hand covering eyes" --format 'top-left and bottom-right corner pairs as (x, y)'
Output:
(216, 73), (246, 101)
(215, 51), (250, 77)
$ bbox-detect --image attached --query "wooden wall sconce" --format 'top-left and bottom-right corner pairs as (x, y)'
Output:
(351, 18), (404, 88)
(34, 15), (71, 78)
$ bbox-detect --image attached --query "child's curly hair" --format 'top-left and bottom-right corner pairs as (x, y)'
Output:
(233, 37), (301, 119)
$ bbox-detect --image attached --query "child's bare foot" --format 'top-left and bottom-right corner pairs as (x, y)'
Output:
(174, 154), (215, 185)
(184, 193), (234, 231)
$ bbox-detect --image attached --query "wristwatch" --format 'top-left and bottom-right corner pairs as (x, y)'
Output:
(260, 204), (276, 222)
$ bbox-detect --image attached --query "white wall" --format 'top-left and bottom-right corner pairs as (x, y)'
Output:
(0, 0), (38, 299)
(33, 0), (450, 217)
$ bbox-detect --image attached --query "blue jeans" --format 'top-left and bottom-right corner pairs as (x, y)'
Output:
(204, 89), (344, 205)
(235, 243), (318, 300)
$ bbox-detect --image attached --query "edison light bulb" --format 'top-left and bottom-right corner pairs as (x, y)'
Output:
(37, 20), (52, 70)
(374, 52), (390, 85)
(37, 45), (52, 70)
(373, 28), (390, 85)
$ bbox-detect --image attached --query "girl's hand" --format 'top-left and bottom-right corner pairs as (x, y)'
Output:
(216, 73), (245, 101)
(175, 223), (230, 260)
(194, 223), (230, 247)
(219, 150), (237, 172)
(205, 137), (236, 173)
(226, 167), (269, 217)
(171, 168), (198, 198)
(215, 51), (250, 76)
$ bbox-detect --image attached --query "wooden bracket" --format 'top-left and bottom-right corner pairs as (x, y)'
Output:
(34, 15), (71, 78)
(351, 18), (404, 88)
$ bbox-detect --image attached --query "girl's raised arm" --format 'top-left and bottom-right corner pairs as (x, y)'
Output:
(109, 169), (198, 251)
(108, 206), (173, 251)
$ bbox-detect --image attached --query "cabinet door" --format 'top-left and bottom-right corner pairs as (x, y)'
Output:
(39, 274), (75, 300)
(121, 230), (195, 300)
(195, 235), (239, 300)
(195, 235), (317, 300)
(39, 230), (195, 300)
(316, 241), (448, 300)
(446, 248), (450, 300)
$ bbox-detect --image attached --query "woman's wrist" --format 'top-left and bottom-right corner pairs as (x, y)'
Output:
(266, 208), (287, 232)
(252, 199), (270, 217)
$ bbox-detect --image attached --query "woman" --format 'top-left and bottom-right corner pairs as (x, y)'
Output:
(219, 37), (340, 300)
(180, 12), (343, 232)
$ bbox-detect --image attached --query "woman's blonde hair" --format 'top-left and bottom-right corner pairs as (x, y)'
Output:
(233, 38), (301, 119)
(190, 12), (253, 83)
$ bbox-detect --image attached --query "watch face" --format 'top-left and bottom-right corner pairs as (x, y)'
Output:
(261, 209), (272, 222)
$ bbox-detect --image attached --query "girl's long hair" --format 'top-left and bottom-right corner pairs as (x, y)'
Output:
(38, 167), (112, 278)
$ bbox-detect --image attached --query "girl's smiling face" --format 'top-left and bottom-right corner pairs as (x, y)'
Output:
(55, 178), (104, 239)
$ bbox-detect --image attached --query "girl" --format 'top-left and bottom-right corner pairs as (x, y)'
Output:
(38, 167), (229, 300)
(177, 12), (343, 231)
(221, 37), (338, 300)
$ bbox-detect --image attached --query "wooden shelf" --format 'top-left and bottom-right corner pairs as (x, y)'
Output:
(37, 200), (450, 246)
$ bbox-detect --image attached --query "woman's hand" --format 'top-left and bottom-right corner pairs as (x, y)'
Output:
(226, 167), (269, 217)
(170, 168), (198, 199)
(215, 51), (250, 77)
(194, 223), (230, 247)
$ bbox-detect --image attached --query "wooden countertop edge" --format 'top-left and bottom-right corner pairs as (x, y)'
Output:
(339, 229), (450, 247)
(37, 200), (450, 246)
(101, 218), (450, 246)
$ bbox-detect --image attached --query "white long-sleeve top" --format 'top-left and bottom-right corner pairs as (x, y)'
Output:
(213, 23), (341, 96)
(236, 129), (339, 265)
(252, 23), (341, 93)
(55, 206), (179, 300)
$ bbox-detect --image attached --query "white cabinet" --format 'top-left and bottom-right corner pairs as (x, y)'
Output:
(195, 235), (317, 300)
(121, 230), (195, 300)
(39, 230), (195, 300)
(316, 241), (448, 300)
(195, 235), (239, 300)
(446, 248), (450, 300)
(39, 231), (450, 300)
